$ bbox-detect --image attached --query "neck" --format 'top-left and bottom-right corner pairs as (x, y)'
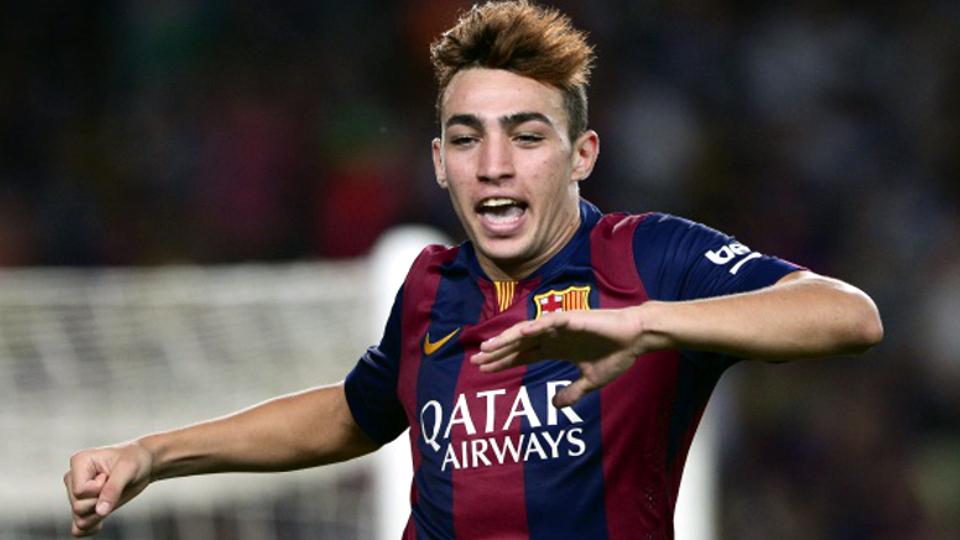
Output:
(476, 211), (581, 281)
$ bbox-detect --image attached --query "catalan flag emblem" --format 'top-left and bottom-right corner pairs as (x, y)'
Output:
(493, 280), (517, 313)
(533, 285), (592, 319)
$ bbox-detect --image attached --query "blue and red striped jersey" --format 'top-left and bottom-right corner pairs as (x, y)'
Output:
(345, 200), (802, 539)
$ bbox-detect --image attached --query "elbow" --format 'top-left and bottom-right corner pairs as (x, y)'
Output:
(844, 295), (884, 354)
(848, 315), (883, 354)
(795, 274), (884, 354)
(859, 310), (884, 349)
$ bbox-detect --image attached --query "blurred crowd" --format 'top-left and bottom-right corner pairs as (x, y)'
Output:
(2, 1), (958, 537)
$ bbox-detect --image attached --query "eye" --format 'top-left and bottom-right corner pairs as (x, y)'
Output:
(449, 135), (478, 147)
(514, 133), (545, 146)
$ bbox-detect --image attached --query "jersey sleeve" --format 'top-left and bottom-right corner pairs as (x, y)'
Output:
(632, 213), (804, 302)
(343, 286), (408, 445)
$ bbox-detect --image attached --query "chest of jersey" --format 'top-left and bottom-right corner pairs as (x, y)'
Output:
(410, 277), (599, 475)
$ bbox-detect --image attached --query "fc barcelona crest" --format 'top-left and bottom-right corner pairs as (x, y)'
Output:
(533, 285), (592, 319)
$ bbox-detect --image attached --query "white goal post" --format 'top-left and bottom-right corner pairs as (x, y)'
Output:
(0, 257), (382, 538)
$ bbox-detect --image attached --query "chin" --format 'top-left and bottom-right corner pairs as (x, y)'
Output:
(476, 239), (533, 270)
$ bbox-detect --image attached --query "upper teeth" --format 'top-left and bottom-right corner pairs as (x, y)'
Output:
(481, 198), (518, 208)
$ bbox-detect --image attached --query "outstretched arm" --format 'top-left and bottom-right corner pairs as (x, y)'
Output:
(472, 271), (883, 407)
(65, 382), (377, 537)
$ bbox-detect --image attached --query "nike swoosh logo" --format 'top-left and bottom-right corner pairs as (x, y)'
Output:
(423, 328), (461, 356)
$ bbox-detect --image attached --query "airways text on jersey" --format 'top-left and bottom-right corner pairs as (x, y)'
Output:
(420, 380), (586, 471)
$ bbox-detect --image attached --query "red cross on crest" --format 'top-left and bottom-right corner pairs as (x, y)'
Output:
(539, 294), (564, 314)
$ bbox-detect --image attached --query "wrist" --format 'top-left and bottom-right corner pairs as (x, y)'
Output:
(630, 301), (674, 354)
(133, 434), (163, 481)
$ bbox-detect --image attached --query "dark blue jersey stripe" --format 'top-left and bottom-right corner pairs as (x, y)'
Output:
(631, 212), (801, 302)
(522, 360), (608, 539)
(412, 254), (485, 540)
(344, 286), (407, 445)
(522, 224), (609, 539)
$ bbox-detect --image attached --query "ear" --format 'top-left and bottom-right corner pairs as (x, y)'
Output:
(432, 137), (448, 189)
(570, 130), (599, 182)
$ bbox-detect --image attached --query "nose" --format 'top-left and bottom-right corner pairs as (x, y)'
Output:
(476, 134), (514, 183)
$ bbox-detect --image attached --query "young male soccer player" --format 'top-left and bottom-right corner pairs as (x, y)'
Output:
(65, 1), (883, 538)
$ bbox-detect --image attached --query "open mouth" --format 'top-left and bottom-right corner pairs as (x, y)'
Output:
(475, 197), (528, 224)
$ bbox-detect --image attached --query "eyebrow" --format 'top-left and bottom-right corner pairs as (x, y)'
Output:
(445, 114), (483, 131)
(444, 112), (555, 132)
(501, 112), (554, 129)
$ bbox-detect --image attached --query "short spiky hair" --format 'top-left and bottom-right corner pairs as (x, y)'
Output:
(430, 0), (596, 141)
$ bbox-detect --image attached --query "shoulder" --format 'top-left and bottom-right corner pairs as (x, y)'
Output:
(586, 209), (727, 247)
(587, 210), (657, 242)
(629, 212), (734, 252)
(397, 243), (466, 300)
(406, 243), (461, 276)
(589, 210), (707, 248)
(590, 210), (705, 234)
(632, 212), (710, 235)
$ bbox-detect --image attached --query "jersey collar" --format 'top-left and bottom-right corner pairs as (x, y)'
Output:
(458, 198), (603, 284)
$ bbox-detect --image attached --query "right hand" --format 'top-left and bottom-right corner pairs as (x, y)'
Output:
(471, 306), (659, 407)
(64, 442), (153, 537)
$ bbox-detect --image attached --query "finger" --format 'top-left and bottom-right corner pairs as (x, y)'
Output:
(64, 472), (76, 503)
(476, 330), (544, 365)
(473, 337), (537, 365)
(553, 376), (598, 408)
(478, 325), (521, 352)
(473, 340), (523, 363)
(476, 350), (524, 372)
(72, 518), (104, 537)
(480, 335), (569, 371)
(70, 472), (107, 502)
(65, 473), (100, 517)
(73, 510), (107, 534)
(475, 322), (575, 368)
(476, 313), (576, 366)
(95, 460), (137, 516)
(80, 473), (108, 498)
(71, 495), (100, 519)
(518, 314), (570, 337)
(69, 456), (108, 499)
(479, 319), (543, 352)
(483, 315), (569, 353)
(72, 490), (110, 536)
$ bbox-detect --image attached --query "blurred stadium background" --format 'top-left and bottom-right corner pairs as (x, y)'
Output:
(1, 1), (958, 538)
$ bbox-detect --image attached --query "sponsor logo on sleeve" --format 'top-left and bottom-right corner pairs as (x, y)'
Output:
(704, 241), (763, 275)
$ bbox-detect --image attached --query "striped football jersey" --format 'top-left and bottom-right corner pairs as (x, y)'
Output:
(345, 199), (801, 539)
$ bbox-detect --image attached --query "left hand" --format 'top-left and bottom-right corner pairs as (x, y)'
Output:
(471, 307), (660, 407)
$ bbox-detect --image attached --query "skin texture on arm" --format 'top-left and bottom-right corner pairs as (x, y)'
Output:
(637, 270), (883, 360)
(64, 382), (378, 537)
(472, 271), (883, 408)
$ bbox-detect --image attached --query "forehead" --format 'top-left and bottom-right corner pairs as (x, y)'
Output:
(440, 68), (568, 129)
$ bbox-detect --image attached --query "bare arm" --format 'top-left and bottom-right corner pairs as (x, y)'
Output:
(636, 270), (883, 360)
(65, 382), (377, 537)
(472, 271), (883, 407)
(144, 382), (376, 478)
